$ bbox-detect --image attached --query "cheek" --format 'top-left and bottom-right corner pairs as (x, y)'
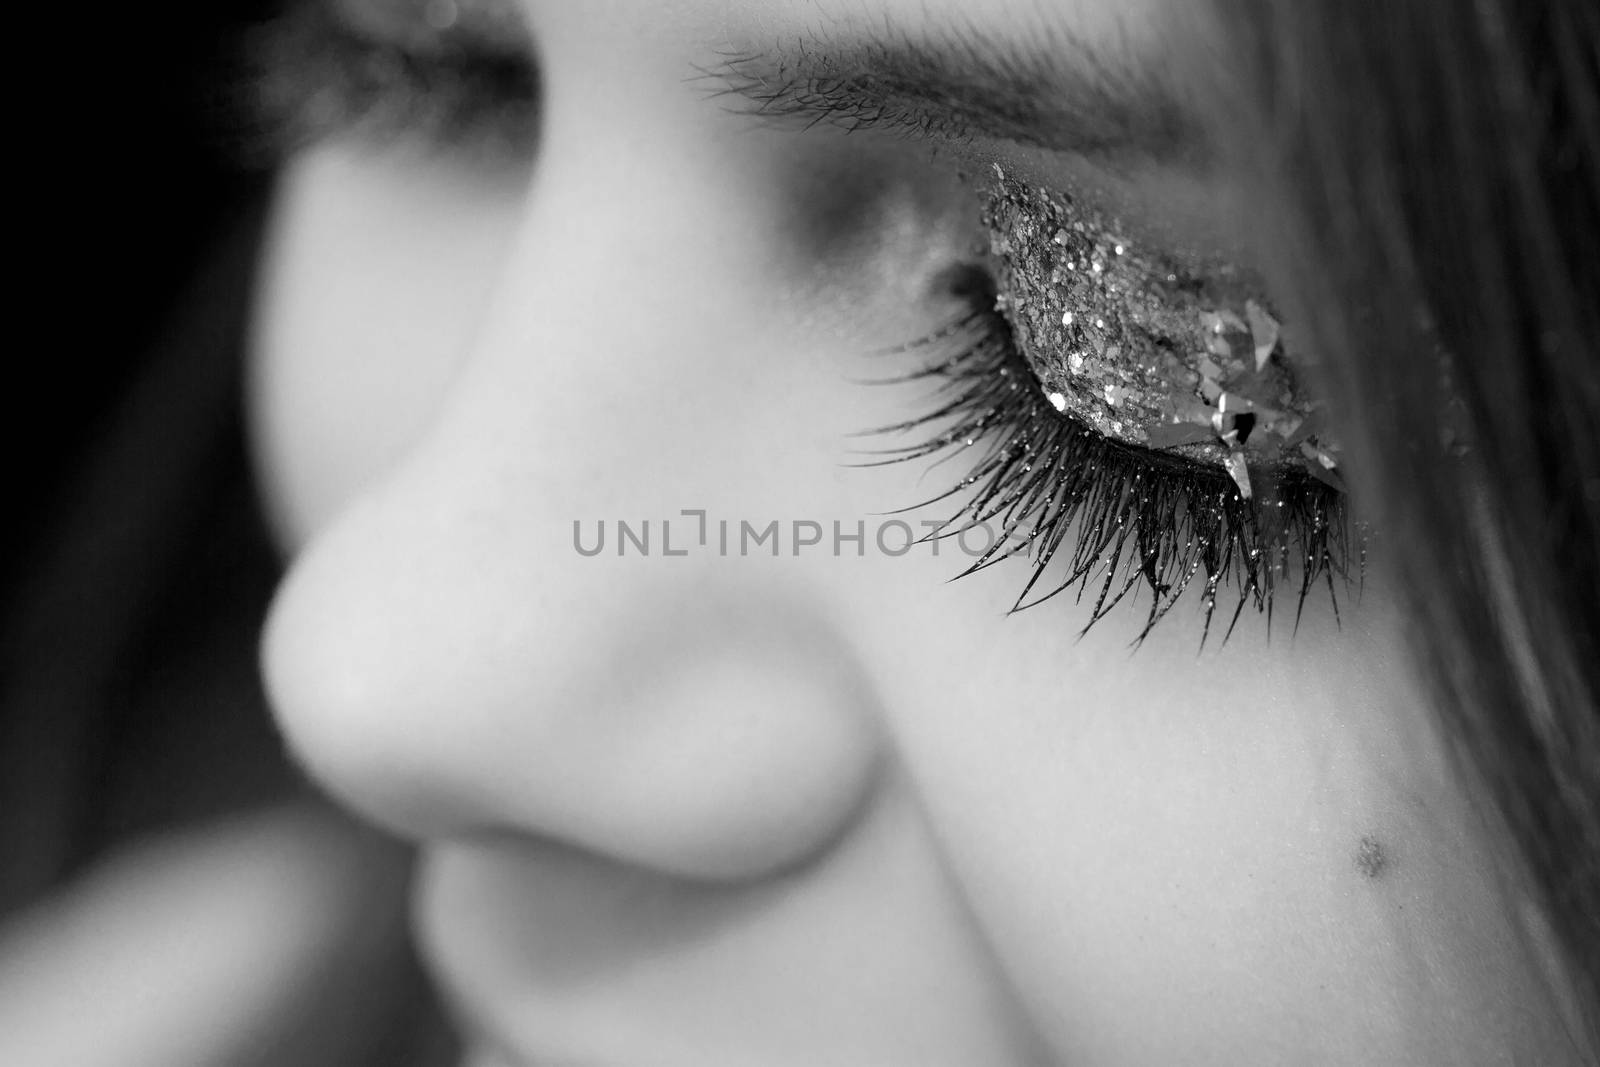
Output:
(855, 572), (1547, 1059)
(247, 145), (529, 548)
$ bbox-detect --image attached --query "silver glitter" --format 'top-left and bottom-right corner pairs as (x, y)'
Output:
(1223, 452), (1253, 499)
(1246, 299), (1281, 371)
(981, 174), (1342, 487)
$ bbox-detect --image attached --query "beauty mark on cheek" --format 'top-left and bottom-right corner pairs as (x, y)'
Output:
(1355, 834), (1390, 879)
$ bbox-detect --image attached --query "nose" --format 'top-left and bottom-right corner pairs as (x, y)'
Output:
(263, 520), (885, 879)
(259, 40), (889, 882)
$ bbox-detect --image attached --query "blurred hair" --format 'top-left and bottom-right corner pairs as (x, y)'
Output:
(1215, 0), (1600, 1042)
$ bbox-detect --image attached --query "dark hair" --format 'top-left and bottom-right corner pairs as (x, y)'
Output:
(1216, 0), (1600, 1042)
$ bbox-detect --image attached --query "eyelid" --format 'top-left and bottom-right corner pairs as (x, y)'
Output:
(981, 168), (1344, 493)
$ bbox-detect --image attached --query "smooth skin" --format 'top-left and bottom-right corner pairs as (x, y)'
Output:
(252, 0), (1587, 1063)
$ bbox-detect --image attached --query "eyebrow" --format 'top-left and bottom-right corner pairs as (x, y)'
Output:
(697, 23), (1209, 165)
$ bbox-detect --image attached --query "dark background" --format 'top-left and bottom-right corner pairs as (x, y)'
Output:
(5, 0), (287, 909)
(18, 2), (275, 535)
(4, 9), (460, 1063)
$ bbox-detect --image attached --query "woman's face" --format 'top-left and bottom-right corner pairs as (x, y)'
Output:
(251, 0), (1579, 1062)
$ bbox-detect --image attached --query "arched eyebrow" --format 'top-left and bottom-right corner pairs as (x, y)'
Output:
(694, 22), (1210, 166)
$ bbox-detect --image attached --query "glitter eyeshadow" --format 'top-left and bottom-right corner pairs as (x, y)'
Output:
(981, 166), (1343, 499)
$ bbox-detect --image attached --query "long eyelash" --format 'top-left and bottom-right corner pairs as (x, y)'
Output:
(221, 0), (538, 165)
(865, 282), (1352, 643)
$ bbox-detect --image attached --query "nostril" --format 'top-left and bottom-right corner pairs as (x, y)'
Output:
(534, 636), (889, 881)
